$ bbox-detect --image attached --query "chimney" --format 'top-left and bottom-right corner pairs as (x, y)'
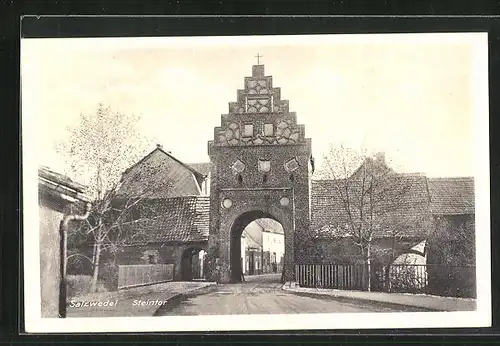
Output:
(375, 152), (386, 163)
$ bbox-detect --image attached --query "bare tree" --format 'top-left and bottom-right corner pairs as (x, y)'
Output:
(56, 103), (155, 199)
(317, 144), (415, 291)
(57, 103), (169, 292)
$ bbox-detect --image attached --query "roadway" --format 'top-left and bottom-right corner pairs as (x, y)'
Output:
(157, 273), (422, 315)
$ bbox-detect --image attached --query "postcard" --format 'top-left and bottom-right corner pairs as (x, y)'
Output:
(22, 32), (491, 332)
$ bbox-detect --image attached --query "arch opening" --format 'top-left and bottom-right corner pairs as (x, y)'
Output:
(383, 249), (427, 293)
(180, 247), (206, 281)
(230, 210), (285, 283)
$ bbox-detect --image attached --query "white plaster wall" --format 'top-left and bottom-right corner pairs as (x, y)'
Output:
(263, 231), (285, 264)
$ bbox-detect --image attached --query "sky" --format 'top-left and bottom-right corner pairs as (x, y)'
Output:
(21, 33), (488, 180)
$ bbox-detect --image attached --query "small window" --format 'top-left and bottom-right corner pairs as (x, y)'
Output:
(262, 174), (268, 184)
(148, 255), (155, 264)
(243, 124), (254, 137)
(237, 174), (243, 185)
(264, 123), (274, 136)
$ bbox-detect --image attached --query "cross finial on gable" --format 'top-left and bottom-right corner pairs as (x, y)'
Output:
(255, 53), (263, 65)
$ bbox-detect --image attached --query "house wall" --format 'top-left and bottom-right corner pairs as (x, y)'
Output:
(263, 231), (284, 262)
(240, 236), (248, 273)
(79, 241), (208, 290)
(262, 231), (284, 272)
(39, 196), (64, 318)
(202, 173), (211, 195)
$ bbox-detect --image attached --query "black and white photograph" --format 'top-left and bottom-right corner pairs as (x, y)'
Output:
(22, 32), (490, 332)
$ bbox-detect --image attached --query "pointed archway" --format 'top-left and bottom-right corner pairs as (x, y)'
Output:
(180, 247), (206, 281)
(230, 211), (284, 282)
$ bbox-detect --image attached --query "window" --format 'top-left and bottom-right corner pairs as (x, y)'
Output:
(264, 123), (274, 136)
(148, 255), (155, 264)
(243, 124), (254, 137)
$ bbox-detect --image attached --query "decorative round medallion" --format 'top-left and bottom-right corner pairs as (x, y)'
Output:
(279, 196), (290, 207)
(222, 198), (233, 209)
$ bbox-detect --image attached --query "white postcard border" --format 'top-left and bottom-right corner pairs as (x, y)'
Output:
(22, 32), (491, 333)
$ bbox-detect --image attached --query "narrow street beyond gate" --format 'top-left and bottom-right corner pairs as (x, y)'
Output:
(157, 273), (428, 315)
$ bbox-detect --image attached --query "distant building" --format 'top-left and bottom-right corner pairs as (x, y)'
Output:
(187, 162), (211, 196)
(38, 166), (91, 317)
(68, 146), (210, 288)
(240, 229), (262, 275)
(426, 177), (475, 297)
(309, 154), (475, 294)
(240, 219), (285, 275)
(310, 155), (474, 264)
(118, 144), (207, 198)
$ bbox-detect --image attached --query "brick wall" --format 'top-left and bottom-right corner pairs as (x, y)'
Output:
(207, 65), (312, 283)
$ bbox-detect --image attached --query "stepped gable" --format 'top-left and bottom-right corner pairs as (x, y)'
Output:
(211, 64), (306, 147)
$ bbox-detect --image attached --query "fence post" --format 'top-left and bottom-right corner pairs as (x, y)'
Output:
(315, 264), (320, 288)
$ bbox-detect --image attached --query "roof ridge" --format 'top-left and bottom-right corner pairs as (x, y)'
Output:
(243, 230), (262, 248)
(121, 147), (205, 180)
(38, 166), (88, 193)
(155, 147), (205, 180)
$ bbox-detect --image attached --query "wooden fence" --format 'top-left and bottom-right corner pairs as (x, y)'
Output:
(296, 264), (476, 298)
(118, 264), (174, 290)
(295, 264), (364, 290)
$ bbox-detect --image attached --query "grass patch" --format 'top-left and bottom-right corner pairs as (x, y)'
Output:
(66, 275), (108, 299)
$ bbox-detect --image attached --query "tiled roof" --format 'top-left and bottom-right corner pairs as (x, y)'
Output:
(255, 218), (284, 234)
(124, 196), (210, 243)
(242, 230), (262, 249)
(38, 166), (92, 203)
(310, 174), (433, 239)
(118, 148), (203, 198)
(428, 177), (475, 215)
(188, 162), (212, 177)
(39, 166), (87, 193)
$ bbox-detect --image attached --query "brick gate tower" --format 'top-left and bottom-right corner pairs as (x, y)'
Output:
(207, 63), (312, 283)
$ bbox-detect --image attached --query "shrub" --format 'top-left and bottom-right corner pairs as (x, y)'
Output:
(66, 275), (107, 299)
(98, 262), (119, 291)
